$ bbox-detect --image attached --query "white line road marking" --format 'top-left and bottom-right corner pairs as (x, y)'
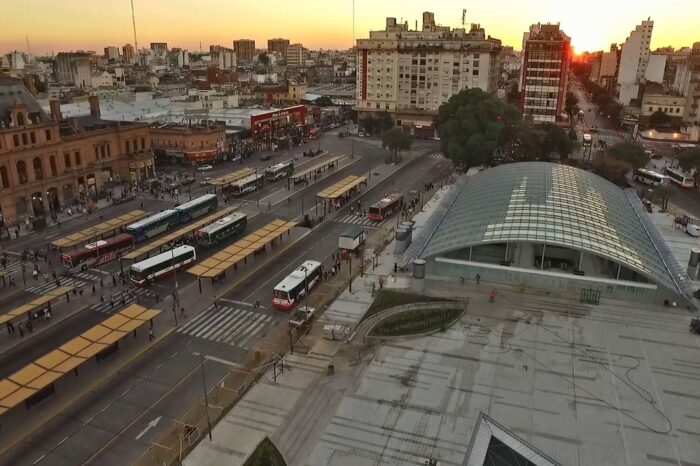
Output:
(134, 415), (162, 440)
(201, 355), (243, 368)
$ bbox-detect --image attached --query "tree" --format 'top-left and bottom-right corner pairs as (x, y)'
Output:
(257, 53), (270, 66)
(593, 156), (632, 186)
(313, 96), (334, 107)
(382, 128), (413, 162)
(607, 142), (649, 169)
(435, 88), (521, 167)
(648, 109), (672, 128)
(539, 124), (573, 159)
(376, 111), (395, 133)
(677, 148), (700, 172)
(650, 183), (673, 212)
(565, 91), (579, 116)
(359, 115), (379, 135)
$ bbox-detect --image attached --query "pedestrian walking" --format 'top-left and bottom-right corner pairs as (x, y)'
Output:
(112, 275), (117, 287)
(18, 323), (24, 338)
(45, 309), (51, 321)
(475, 273), (481, 285)
(379, 276), (384, 289)
(79, 287), (84, 297)
(121, 295), (126, 306)
(6, 321), (15, 334)
(394, 262), (398, 273)
(155, 291), (160, 303)
(110, 297), (114, 309)
(148, 325), (155, 341)
(489, 289), (497, 303)
(32, 269), (38, 280)
(180, 307), (187, 318)
(92, 284), (96, 296)
(27, 319), (33, 333)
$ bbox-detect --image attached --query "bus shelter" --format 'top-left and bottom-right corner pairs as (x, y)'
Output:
(316, 175), (368, 216)
(122, 206), (239, 262)
(50, 210), (148, 251)
(209, 167), (257, 193)
(0, 286), (74, 326)
(288, 155), (345, 188)
(0, 304), (160, 416)
(187, 219), (296, 291)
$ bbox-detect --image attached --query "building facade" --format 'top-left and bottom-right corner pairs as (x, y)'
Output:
(122, 44), (135, 64)
(54, 52), (92, 87)
(233, 39), (255, 63)
(616, 19), (654, 105)
(286, 44), (305, 67)
(519, 23), (571, 124)
(150, 123), (227, 164)
(640, 93), (686, 126)
(598, 45), (620, 91)
(268, 38), (290, 57)
(210, 46), (236, 69)
(104, 46), (120, 61)
(0, 78), (154, 225)
(356, 12), (501, 133)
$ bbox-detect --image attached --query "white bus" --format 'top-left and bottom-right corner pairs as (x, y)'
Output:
(633, 168), (670, 187)
(272, 260), (323, 311)
(196, 213), (247, 247)
(265, 161), (294, 181)
(229, 173), (265, 196)
(664, 167), (695, 188)
(582, 133), (592, 147)
(129, 245), (196, 286)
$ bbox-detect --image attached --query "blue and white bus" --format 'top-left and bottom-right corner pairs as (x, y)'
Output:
(126, 210), (181, 244)
(174, 194), (218, 222)
(129, 245), (196, 286)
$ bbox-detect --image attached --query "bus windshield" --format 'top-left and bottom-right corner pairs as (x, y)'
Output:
(273, 289), (289, 300)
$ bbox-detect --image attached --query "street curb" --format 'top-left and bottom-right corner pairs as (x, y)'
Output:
(0, 326), (176, 457)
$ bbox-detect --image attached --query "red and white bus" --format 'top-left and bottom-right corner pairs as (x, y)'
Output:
(272, 260), (323, 311)
(62, 233), (134, 271)
(129, 245), (196, 286)
(367, 193), (403, 221)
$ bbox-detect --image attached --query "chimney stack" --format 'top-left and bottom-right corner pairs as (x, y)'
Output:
(88, 95), (101, 118)
(49, 99), (62, 121)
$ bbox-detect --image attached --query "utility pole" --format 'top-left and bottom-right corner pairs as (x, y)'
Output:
(200, 354), (213, 441)
(130, 0), (139, 53)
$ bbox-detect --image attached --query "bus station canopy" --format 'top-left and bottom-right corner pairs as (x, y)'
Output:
(50, 210), (148, 249)
(316, 175), (367, 200)
(209, 167), (256, 187)
(289, 155), (345, 181)
(188, 219), (296, 278)
(122, 206), (239, 260)
(0, 304), (160, 416)
(0, 286), (74, 326)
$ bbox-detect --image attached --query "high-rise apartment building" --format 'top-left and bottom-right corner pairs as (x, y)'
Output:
(356, 12), (501, 135)
(210, 45), (236, 69)
(122, 43), (135, 64)
(150, 42), (168, 55)
(519, 23), (571, 123)
(233, 39), (255, 63)
(286, 44), (305, 67)
(616, 19), (653, 105)
(104, 46), (120, 61)
(598, 44), (620, 91)
(679, 42), (700, 127)
(268, 38), (290, 57)
(54, 52), (92, 87)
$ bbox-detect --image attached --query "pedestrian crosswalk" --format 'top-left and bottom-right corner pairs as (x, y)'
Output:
(87, 288), (158, 314)
(177, 305), (276, 349)
(24, 276), (89, 295)
(334, 213), (389, 228)
(429, 153), (444, 160)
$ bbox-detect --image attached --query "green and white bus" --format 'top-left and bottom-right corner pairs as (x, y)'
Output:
(230, 173), (265, 196)
(196, 213), (248, 247)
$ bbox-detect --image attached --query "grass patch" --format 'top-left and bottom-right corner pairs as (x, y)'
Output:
(369, 308), (463, 337)
(243, 437), (287, 466)
(362, 289), (447, 322)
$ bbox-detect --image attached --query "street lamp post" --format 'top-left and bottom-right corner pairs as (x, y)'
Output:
(170, 243), (179, 326)
(200, 354), (213, 441)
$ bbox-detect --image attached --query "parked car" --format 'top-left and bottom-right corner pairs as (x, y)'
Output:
(181, 177), (196, 186)
(197, 164), (214, 172)
(260, 153), (272, 161)
(200, 177), (213, 186)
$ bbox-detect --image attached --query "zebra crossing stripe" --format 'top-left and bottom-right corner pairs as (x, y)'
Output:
(222, 313), (267, 345)
(180, 307), (232, 337)
(207, 309), (249, 342)
(199, 308), (245, 340)
(238, 316), (273, 347)
(25, 277), (86, 294)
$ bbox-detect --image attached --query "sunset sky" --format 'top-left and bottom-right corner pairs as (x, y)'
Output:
(1, 0), (698, 55)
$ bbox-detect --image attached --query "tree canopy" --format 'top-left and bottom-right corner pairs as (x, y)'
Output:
(257, 53), (270, 66)
(313, 96), (334, 107)
(382, 128), (413, 161)
(593, 155), (632, 186)
(606, 142), (649, 169)
(565, 91), (579, 116)
(677, 148), (700, 177)
(435, 88), (521, 167)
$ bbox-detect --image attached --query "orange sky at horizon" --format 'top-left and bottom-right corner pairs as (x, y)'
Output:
(1, 0), (698, 55)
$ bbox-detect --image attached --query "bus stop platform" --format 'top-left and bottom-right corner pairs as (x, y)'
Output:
(49, 210), (148, 251)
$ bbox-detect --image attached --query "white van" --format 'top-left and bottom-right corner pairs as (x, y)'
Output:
(687, 224), (700, 237)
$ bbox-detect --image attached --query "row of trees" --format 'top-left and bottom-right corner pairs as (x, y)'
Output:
(434, 88), (574, 168)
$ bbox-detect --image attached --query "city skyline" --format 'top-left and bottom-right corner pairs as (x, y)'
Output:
(1, 0), (699, 56)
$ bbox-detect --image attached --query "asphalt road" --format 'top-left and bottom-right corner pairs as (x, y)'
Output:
(0, 137), (446, 466)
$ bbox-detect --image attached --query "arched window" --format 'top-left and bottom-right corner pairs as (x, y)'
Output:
(0, 166), (9, 189)
(15, 196), (27, 215)
(33, 157), (44, 180)
(49, 156), (58, 177)
(16, 160), (27, 184)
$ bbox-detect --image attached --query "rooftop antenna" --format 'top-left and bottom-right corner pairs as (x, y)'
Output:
(462, 9), (466, 27)
(131, 0), (139, 52)
(26, 36), (31, 55)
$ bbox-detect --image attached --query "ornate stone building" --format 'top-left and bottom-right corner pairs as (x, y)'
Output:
(0, 77), (154, 226)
